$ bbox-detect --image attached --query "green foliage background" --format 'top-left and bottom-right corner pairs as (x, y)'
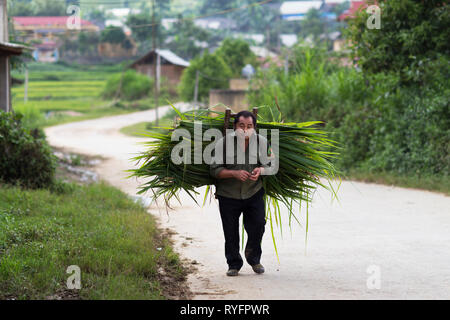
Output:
(178, 37), (257, 101)
(0, 112), (57, 189)
(248, 1), (449, 184)
(178, 50), (232, 102)
(102, 70), (154, 101)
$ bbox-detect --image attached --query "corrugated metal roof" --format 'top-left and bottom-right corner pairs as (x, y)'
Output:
(0, 41), (32, 55)
(130, 49), (190, 68)
(280, 1), (323, 15)
(155, 49), (190, 67)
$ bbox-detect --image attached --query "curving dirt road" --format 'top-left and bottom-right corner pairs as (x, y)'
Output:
(45, 103), (450, 300)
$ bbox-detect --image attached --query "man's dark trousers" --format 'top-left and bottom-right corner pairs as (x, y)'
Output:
(217, 187), (266, 270)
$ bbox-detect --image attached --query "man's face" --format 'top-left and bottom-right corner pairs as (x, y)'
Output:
(234, 116), (255, 139)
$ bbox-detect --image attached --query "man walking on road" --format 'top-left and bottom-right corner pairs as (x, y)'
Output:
(210, 110), (274, 277)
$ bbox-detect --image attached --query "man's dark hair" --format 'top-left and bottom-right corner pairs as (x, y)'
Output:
(233, 110), (256, 127)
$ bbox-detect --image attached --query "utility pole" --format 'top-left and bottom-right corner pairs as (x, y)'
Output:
(24, 67), (28, 103)
(151, 0), (159, 126)
(193, 70), (199, 109)
(276, 12), (281, 53)
(284, 53), (289, 77)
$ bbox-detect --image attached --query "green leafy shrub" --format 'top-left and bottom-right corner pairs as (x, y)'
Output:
(248, 45), (450, 179)
(178, 50), (232, 102)
(214, 38), (258, 77)
(248, 47), (333, 123)
(101, 70), (153, 101)
(12, 103), (46, 131)
(346, 0), (450, 82)
(0, 111), (57, 189)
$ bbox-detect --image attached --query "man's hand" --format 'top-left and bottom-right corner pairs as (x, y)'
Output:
(233, 170), (251, 182)
(249, 167), (263, 181)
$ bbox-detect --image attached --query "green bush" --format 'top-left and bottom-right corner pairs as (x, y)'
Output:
(102, 70), (154, 101)
(248, 46), (450, 179)
(214, 38), (258, 77)
(248, 47), (333, 122)
(12, 103), (46, 131)
(0, 111), (57, 189)
(178, 50), (232, 102)
(357, 71), (450, 175)
(346, 0), (450, 80)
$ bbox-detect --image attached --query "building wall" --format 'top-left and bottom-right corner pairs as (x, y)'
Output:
(34, 48), (59, 63)
(133, 63), (186, 87)
(14, 29), (99, 44)
(229, 78), (249, 90)
(209, 89), (249, 114)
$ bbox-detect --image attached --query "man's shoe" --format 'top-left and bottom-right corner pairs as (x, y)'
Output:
(251, 264), (265, 274)
(226, 269), (239, 277)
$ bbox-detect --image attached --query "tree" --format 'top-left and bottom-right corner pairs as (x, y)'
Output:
(8, 1), (34, 16)
(102, 70), (153, 101)
(331, 1), (350, 16)
(100, 26), (133, 51)
(346, 0), (450, 78)
(126, 2), (168, 55)
(8, 0), (66, 16)
(179, 51), (232, 102)
(298, 8), (327, 41)
(214, 38), (257, 77)
(78, 32), (100, 57)
(138, 0), (172, 17)
(85, 8), (107, 26)
(33, 0), (66, 16)
(199, 0), (238, 15)
(127, 13), (158, 44)
(100, 26), (127, 44)
(230, 2), (280, 50)
(231, 1), (278, 33)
(165, 15), (211, 60)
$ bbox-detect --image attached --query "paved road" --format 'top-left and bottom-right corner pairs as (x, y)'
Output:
(45, 104), (450, 299)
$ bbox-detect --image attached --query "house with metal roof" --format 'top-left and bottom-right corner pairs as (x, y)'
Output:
(129, 49), (190, 88)
(1, 1), (32, 112)
(0, 41), (33, 112)
(280, 1), (324, 20)
(194, 17), (237, 30)
(12, 16), (100, 62)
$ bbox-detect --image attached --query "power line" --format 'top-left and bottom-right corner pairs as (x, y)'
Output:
(197, 70), (229, 82)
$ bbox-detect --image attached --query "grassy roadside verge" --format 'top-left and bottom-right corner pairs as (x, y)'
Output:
(40, 101), (154, 129)
(0, 178), (191, 300)
(119, 119), (173, 137)
(16, 99), (160, 130)
(343, 169), (449, 196)
(119, 109), (177, 137)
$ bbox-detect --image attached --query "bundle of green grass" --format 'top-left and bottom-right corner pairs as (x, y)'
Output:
(127, 105), (340, 254)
